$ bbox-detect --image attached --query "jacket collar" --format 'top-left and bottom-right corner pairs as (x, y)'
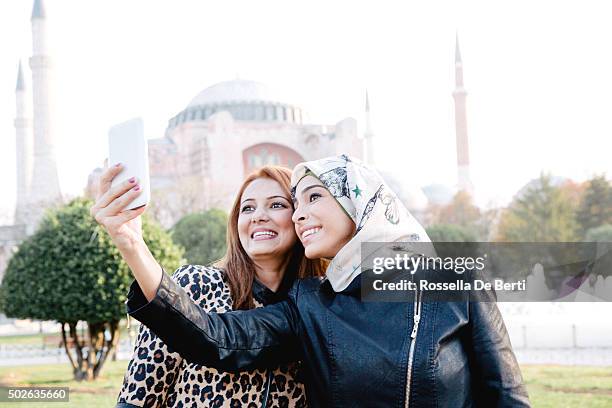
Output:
(252, 277), (290, 305)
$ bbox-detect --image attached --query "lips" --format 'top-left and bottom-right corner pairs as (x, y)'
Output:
(301, 226), (321, 240)
(251, 229), (278, 241)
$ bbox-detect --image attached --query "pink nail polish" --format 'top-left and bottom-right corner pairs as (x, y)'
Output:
(134, 185), (141, 191)
(115, 162), (121, 167)
(129, 177), (136, 183)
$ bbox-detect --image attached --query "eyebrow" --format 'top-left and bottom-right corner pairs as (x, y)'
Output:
(241, 195), (290, 205)
(293, 184), (325, 202)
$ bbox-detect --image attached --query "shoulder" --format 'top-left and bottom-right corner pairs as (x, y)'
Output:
(169, 265), (231, 310)
(290, 276), (325, 298)
(170, 264), (225, 286)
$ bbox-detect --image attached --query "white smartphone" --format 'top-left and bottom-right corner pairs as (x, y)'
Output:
(108, 118), (150, 210)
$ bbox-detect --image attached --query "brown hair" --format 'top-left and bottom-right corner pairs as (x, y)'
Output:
(215, 165), (328, 310)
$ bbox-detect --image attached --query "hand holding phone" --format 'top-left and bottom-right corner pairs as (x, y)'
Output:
(108, 118), (150, 210)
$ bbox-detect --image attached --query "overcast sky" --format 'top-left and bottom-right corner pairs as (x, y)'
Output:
(1, 0), (611, 222)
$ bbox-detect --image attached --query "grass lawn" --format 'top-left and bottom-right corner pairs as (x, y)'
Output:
(0, 324), (135, 347)
(0, 333), (47, 346)
(0, 360), (129, 407)
(521, 365), (612, 408)
(0, 362), (610, 407)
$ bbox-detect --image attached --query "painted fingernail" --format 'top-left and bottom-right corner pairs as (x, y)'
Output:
(115, 162), (121, 167)
(133, 185), (141, 191)
(128, 177), (136, 183)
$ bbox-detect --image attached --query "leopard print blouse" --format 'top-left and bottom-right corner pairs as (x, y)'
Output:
(117, 265), (307, 408)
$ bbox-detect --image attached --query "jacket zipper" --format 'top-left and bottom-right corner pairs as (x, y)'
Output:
(261, 369), (272, 408)
(404, 289), (422, 408)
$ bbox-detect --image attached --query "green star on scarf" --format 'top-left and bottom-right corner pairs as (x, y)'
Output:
(352, 185), (362, 198)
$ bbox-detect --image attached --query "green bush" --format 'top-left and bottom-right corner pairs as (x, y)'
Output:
(171, 209), (228, 265)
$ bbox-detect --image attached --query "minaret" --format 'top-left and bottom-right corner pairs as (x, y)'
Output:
(28, 0), (62, 231)
(14, 61), (33, 225)
(452, 33), (474, 195)
(364, 90), (375, 165)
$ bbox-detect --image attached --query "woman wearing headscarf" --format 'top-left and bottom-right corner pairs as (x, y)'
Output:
(99, 155), (530, 407)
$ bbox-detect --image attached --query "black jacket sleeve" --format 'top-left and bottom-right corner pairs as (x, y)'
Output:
(467, 271), (531, 407)
(126, 271), (301, 372)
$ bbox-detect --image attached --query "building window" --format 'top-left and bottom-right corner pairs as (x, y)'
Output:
(255, 105), (264, 121)
(276, 105), (283, 121)
(244, 104), (254, 121)
(266, 105), (275, 120)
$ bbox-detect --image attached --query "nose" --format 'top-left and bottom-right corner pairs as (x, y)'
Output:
(292, 204), (306, 224)
(251, 206), (269, 223)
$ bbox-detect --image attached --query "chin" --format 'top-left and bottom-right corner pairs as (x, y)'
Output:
(304, 244), (324, 260)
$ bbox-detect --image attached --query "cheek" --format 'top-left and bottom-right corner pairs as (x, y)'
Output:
(237, 216), (250, 244)
(342, 220), (355, 240)
(325, 211), (354, 247)
(274, 211), (298, 241)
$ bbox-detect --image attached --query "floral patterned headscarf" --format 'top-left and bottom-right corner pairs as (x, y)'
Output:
(291, 154), (433, 292)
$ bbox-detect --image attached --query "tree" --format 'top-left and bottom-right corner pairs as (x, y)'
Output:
(0, 198), (184, 381)
(495, 173), (579, 242)
(147, 175), (228, 229)
(171, 209), (228, 265)
(147, 176), (204, 228)
(424, 191), (495, 240)
(585, 224), (612, 242)
(426, 224), (478, 242)
(436, 191), (481, 227)
(576, 175), (612, 238)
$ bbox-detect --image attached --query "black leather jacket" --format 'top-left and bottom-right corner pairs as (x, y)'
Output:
(127, 270), (530, 407)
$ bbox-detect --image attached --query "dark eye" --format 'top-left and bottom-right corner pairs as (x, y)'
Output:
(271, 201), (287, 209)
(309, 192), (322, 202)
(241, 205), (254, 213)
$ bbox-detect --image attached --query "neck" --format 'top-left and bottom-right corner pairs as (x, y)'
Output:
(252, 255), (291, 292)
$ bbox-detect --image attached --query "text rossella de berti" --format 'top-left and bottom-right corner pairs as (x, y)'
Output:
(370, 253), (526, 292)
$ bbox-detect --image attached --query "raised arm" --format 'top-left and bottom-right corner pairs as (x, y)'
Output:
(90, 163), (161, 301)
(126, 270), (302, 372)
(91, 164), (301, 372)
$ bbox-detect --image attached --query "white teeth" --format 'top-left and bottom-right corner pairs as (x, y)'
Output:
(253, 231), (277, 238)
(302, 227), (320, 239)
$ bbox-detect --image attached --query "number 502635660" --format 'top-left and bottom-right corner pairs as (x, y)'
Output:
(1, 387), (69, 402)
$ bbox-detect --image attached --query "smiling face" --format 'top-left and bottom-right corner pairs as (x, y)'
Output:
(291, 175), (356, 259)
(237, 177), (298, 261)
